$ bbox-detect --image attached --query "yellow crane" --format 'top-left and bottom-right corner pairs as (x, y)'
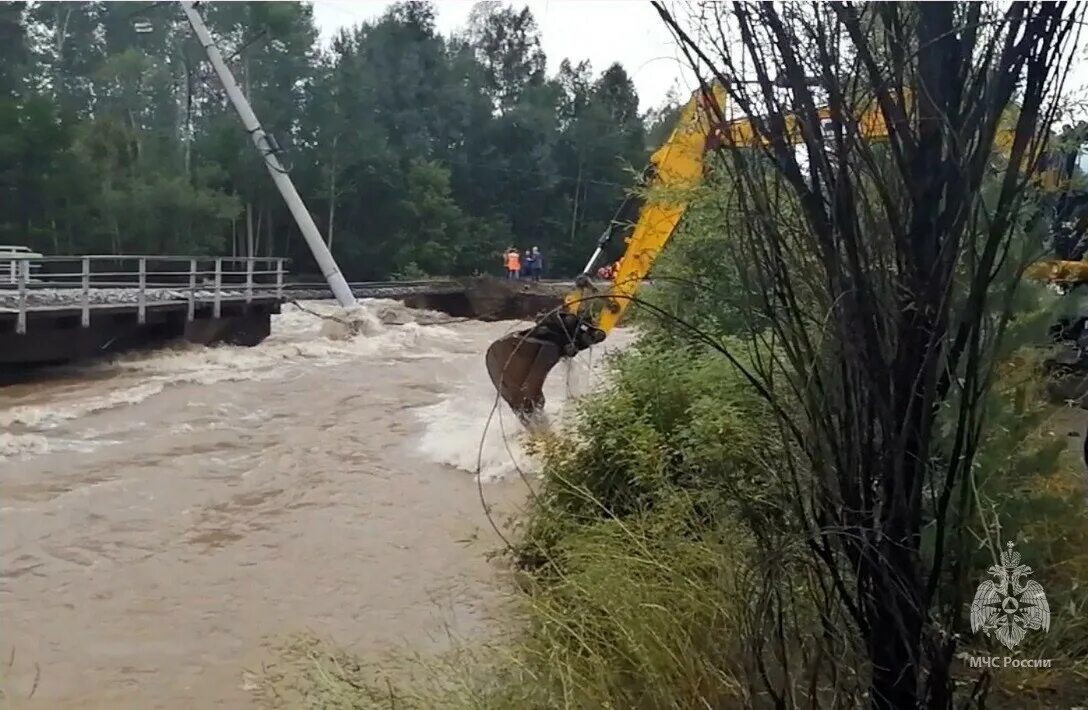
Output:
(485, 83), (1087, 423)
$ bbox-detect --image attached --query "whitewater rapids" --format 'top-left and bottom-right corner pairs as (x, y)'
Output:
(0, 299), (631, 709)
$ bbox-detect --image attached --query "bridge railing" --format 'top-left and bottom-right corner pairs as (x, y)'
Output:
(0, 254), (288, 334)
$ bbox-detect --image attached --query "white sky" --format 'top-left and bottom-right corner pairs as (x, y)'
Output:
(308, 1), (1088, 121)
(308, 0), (694, 112)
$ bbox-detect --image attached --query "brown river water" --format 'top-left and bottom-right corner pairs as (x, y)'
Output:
(0, 300), (630, 708)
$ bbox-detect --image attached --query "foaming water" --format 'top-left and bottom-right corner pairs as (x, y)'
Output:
(0, 432), (49, 460)
(0, 380), (169, 429)
(414, 331), (633, 481)
(0, 298), (630, 709)
(0, 300), (464, 456)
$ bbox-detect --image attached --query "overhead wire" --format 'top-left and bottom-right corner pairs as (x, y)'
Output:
(122, 1), (172, 22)
(183, 1), (642, 191)
(190, 63), (637, 188)
(181, 0), (645, 259)
(175, 2), (295, 177)
(222, 29), (268, 64)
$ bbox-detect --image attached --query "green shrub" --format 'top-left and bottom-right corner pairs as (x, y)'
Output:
(516, 340), (775, 572)
(950, 351), (1088, 703)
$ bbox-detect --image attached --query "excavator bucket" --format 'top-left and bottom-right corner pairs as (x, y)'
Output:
(485, 330), (563, 424)
(485, 311), (607, 425)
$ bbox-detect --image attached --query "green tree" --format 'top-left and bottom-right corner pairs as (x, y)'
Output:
(2, 0), (657, 280)
(468, 3), (545, 113)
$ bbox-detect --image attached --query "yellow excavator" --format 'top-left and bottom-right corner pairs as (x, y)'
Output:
(485, 83), (1088, 423)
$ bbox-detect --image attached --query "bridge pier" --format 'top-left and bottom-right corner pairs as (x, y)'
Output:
(1, 254), (285, 368)
(183, 310), (271, 347)
(0, 303), (278, 367)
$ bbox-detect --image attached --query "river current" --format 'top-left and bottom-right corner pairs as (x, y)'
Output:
(0, 300), (629, 708)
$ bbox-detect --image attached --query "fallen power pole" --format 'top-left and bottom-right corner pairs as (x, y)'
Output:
(178, 1), (357, 310)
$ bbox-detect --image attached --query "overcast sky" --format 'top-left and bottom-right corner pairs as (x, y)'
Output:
(308, 2), (1088, 122)
(308, 0), (694, 112)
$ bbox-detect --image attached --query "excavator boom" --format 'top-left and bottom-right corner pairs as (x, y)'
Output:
(486, 82), (1088, 423)
(485, 84), (726, 421)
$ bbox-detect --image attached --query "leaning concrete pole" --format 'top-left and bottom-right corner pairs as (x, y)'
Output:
(179, 1), (357, 310)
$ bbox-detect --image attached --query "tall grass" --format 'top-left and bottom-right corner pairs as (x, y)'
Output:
(257, 503), (753, 709)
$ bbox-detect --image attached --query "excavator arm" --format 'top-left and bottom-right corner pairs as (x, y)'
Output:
(486, 82), (1087, 424)
(484, 83), (727, 423)
(570, 82), (730, 335)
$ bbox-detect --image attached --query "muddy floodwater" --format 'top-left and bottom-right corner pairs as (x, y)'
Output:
(0, 301), (630, 709)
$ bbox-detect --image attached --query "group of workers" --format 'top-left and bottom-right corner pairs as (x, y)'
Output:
(501, 245), (622, 282)
(504, 246), (545, 281)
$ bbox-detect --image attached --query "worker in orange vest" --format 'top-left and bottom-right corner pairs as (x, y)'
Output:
(504, 248), (521, 280)
(596, 260), (621, 281)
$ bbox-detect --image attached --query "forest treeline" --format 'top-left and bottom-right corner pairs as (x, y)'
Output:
(0, 1), (678, 279)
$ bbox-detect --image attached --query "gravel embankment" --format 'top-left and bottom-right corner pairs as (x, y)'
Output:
(0, 284), (466, 310)
(0, 279), (574, 311)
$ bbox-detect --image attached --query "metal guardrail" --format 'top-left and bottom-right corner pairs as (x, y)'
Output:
(0, 245), (43, 284)
(0, 255), (288, 335)
(0, 253), (577, 336)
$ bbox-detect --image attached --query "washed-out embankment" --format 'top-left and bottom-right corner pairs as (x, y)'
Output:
(403, 276), (570, 321)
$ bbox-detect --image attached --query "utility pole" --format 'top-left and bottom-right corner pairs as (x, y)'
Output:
(178, 1), (357, 310)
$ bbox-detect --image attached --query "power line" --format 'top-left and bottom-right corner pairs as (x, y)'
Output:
(223, 30), (268, 64)
(123, 1), (172, 22)
(139, 3), (640, 196)
(187, 65), (636, 190)
(454, 161), (631, 189)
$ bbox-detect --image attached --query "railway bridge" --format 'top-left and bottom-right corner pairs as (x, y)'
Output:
(0, 253), (569, 367)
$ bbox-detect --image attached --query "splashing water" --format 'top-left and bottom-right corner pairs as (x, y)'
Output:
(0, 297), (633, 708)
(0, 296), (632, 478)
(0, 300), (459, 440)
(413, 334), (633, 482)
